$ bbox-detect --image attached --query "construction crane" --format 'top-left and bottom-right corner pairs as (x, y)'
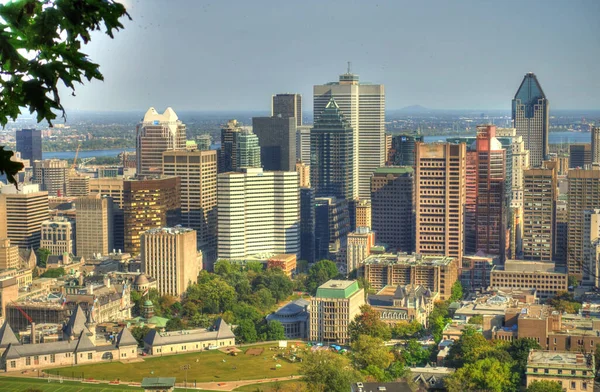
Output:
(70, 142), (81, 174)
(11, 302), (37, 343)
(79, 157), (95, 168)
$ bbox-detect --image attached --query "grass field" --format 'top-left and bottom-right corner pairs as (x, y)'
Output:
(233, 380), (305, 391)
(0, 376), (141, 392)
(48, 344), (302, 384)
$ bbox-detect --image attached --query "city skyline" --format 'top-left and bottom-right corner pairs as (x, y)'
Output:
(51, 0), (599, 113)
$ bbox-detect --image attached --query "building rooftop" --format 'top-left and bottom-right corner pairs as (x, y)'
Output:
(143, 226), (195, 236)
(528, 350), (594, 370)
(496, 260), (566, 274)
(315, 280), (360, 299)
(141, 378), (176, 388)
(363, 253), (455, 267)
(373, 166), (414, 175)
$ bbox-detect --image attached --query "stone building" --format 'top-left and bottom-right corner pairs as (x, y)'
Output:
(367, 285), (438, 327)
(526, 350), (594, 392)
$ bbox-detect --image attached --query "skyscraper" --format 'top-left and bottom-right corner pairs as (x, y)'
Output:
(569, 144), (592, 169)
(310, 98), (356, 200)
(370, 166), (414, 253)
(220, 119), (241, 173)
(76, 194), (114, 259)
(136, 107), (186, 175)
(217, 168), (299, 259)
(252, 116), (296, 171)
(512, 72), (549, 167)
(296, 162), (310, 188)
(473, 125), (506, 258)
(89, 177), (124, 251)
(567, 169), (600, 277)
(582, 209), (600, 287)
(162, 149), (218, 266)
(415, 142), (466, 266)
(496, 128), (530, 208)
(389, 134), (423, 167)
(314, 68), (385, 200)
(0, 184), (49, 249)
(141, 227), (202, 297)
(522, 161), (557, 262)
(123, 176), (181, 255)
(300, 187), (316, 264)
(16, 129), (42, 162)
(236, 130), (261, 169)
(32, 159), (69, 197)
(592, 127), (600, 164)
(314, 196), (350, 261)
(272, 93), (302, 126)
(296, 126), (311, 164)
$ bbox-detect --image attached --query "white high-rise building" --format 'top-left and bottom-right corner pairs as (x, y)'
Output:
(583, 209), (600, 287)
(296, 125), (311, 164)
(314, 68), (385, 200)
(496, 128), (531, 208)
(217, 168), (300, 259)
(136, 107), (186, 175)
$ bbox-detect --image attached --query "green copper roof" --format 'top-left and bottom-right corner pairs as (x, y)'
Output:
(316, 280), (360, 299)
(374, 166), (413, 175)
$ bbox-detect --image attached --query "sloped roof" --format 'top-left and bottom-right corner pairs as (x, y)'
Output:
(0, 322), (20, 347)
(63, 304), (88, 337)
(215, 318), (235, 340)
(144, 319), (235, 348)
(115, 327), (138, 347)
(74, 330), (96, 352)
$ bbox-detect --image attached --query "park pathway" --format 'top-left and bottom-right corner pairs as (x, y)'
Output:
(194, 375), (303, 391)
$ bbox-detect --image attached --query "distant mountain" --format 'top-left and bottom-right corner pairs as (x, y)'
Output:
(398, 105), (430, 112)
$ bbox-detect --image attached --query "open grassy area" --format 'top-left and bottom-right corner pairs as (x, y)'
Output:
(0, 376), (141, 392)
(234, 380), (306, 391)
(48, 344), (302, 384)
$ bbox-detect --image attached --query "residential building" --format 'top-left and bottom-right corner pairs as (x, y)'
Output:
(40, 217), (74, 256)
(300, 187), (316, 263)
(75, 194), (113, 259)
(346, 228), (375, 273)
(361, 253), (459, 300)
(253, 116), (296, 171)
(217, 168), (299, 259)
(489, 260), (568, 300)
(32, 159), (69, 197)
(526, 350), (594, 392)
(512, 72), (549, 167)
(0, 239), (19, 270)
(367, 285), (438, 327)
(162, 149), (218, 266)
(123, 176), (181, 255)
(315, 196), (350, 261)
(567, 169), (600, 277)
(15, 129), (42, 162)
(143, 318), (235, 355)
(570, 144), (592, 169)
(371, 166), (414, 253)
(141, 227), (202, 297)
(236, 129), (261, 169)
(272, 93), (302, 126)
(295, 125), (311, 164)
(582, 209), (600, 287)
(522, 161), (557, 262)
(389, 134), (423, 167)
(314, 69), (385, 200)
(267, 254), (297, 277)
(310, 97), (356, 200)
(136, 107), (186, 175)
(592, 127), (600, 164)
(354, 199), (371, 229)
(415, 143), (466, 266)
(0, 184), (49, 249)
(309, 280), (365, 345)
(266, 299), (309, 339)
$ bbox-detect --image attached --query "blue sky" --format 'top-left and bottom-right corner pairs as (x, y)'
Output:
(59, 0), (600, 112)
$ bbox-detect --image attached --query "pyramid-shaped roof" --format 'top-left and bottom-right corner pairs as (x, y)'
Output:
(0, 322), (20, 347)
(313, 97), (352, 131)
(514, 72), (547, 117)
(74, 330), (95, 352)
(143, 329), (162, 346)
(63, 304), (88, 337)
(115, 327), (138, 347)
(214, 318), (235, 340)
(2, 343), (21, 360)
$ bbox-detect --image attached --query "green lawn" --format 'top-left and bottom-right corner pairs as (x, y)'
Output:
(48, 344), (302, 384)
(234, 380), (305, 391)
(0, 376), (140, 392)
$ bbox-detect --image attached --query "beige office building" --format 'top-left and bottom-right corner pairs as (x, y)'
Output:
(141, 227), (202, 297)
(163, 149), (218, 265)
(89, 177), (124, 208)
(354, 199), (371, 229)
(592, 127), (600, 164)
(136, 107), (186, 175)
(582, 209), (600, 287)
(0, 184), (49, 249)
(496, 128), (530, 207)
(346, 228), (375, 273)
(217, 168), (299, 259)
(295, 161), (310, 188)
(314, 70), (385, 200)
(32, 159), (69, 197)
(0, 239), (19, 270)
(567, 169), (600, 277)
(526, 350), (594, 392)
(66, 174), (89, 197)
(415, 143), (466, 266)
(490, 260), (568, 300)
(309, 280), (365, 345)
(522, 161), (557, 262)
(76, 194), (114, 259)
(40, 216), (74, 255)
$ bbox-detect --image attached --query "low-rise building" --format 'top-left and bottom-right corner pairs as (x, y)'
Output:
(526, 350), (594, 392)
(460, 254), (497, 293)
(266, 254), (296, 277)
(367, 285), (438, 327)
(266, 298), (309, 339)
(361, 253), (458, 300)
(409, 366), (455, 391)
(143, 318), (235, 355)
(490, 260), (568, 300)
(309, 280), (365, 345)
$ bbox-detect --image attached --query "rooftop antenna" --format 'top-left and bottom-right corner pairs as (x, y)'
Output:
(347, 61), (351, 74)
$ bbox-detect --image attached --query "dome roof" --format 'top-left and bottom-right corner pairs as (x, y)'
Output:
(143, 300), (153, 307)
(134, 274), (149, 285)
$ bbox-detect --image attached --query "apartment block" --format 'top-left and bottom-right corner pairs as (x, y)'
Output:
(32, 159), (69, 197)
(40, 216), (74, 255)
(489, 260), (568, 300)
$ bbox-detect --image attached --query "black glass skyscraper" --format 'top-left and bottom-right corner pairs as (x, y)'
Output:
(16, 128), (42, 162)
(389, 134), (423, 167)
(512, 73), (549, 167)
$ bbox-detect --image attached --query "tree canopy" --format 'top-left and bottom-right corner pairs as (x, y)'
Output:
(526, 380), (563, 392)
(300, 350), (361, 392)
(349, 305), (392, 342)
(444, 357), (517, 392)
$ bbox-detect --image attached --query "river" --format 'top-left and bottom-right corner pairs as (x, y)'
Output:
(41, 132), (591, 159)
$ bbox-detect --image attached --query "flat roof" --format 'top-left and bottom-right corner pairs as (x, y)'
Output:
(528, 350), (594, 370)
(316, 280), (360, 299)
(374, 166), (414, 175)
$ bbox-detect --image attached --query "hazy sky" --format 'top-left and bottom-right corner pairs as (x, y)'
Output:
(58, 0), (600, 112)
